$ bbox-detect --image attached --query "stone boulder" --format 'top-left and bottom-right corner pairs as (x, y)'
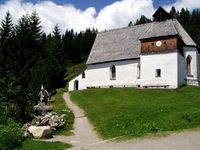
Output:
(49, 114), (65, 129)
(28, 126), (53, 139)
(31, 113), (65, 129)
(22, 123), (31, 137)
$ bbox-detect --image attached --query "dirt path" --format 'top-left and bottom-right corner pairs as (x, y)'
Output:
(46, 93), (200, 150)
(88, 131), (200, 150)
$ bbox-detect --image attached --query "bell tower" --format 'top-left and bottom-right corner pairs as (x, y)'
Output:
(153, 7), (172, 21)
(140, 7), (180, 54)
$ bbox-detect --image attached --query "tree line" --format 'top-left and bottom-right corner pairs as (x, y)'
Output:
(0, 11), (96, 123)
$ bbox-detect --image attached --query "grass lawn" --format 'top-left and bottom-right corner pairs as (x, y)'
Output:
(18, 139), (70, 150)
(70, 86), (200, 139)
(50, 88), (74, 136)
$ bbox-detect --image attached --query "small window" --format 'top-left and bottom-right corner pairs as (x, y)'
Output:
(137, 63), (140, 79)
(74, 80), (79, 90)
(155, 69), (161, 77)
(110, 65), (116, 79)
(164, 41), (167, 44)
(152, 43), (154, 46)
(186, 55), (192, 76)
(82, 71), (85, 79)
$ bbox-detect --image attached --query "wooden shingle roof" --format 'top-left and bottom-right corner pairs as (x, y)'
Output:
(86, 19), (196, 65)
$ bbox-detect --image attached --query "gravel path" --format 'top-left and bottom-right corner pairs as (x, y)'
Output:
(46, 92), (200, 150)
(88, 131), (200, 150)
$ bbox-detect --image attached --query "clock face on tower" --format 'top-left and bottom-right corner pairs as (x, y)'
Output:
(156, 41), (162, 47)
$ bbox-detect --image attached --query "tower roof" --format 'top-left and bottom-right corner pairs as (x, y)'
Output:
(153, 7), (172, 21)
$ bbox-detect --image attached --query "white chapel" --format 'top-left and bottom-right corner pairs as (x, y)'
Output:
(69, 7), (199, 91)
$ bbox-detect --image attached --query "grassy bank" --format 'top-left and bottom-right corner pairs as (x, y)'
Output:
(70, 86), (200, 139)
(64, 62), (86, 91)
(50, 88), (74, 135)
(18, 139), (70, 150)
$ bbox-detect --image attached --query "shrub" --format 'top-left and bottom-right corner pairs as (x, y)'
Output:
(0, 122), (23, 150)
(54, 110), (74, 135)
(182, 113), (192, 122)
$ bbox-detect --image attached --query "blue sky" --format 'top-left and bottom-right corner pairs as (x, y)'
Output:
(34, 0), (176, 11)
(0, 0), (176, 12)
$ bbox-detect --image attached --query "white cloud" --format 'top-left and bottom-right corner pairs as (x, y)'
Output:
(164, 0), (200, 12)
(0, 0), (198, 34)
(96, 0), (154, 30)
(0, 0), (97, 33)
(0, 0), (155, 33)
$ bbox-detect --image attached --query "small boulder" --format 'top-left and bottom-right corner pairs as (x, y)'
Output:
(49, 115), (65, 129)
(40, 115), (51, 126)
(40, 117), (49, 126)
(22, 123), (31, 137)
(28, 126), (53, 139)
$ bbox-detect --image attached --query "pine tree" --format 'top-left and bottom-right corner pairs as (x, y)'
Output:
(0, 12), (19, 121)
(46, 25), (66, 90)
(134, 15), (151, 25)
(128, 21), (133, 27)
(11, 12), (44, 121)
(63, 29), (75, 62)
(169, 6), (177, 18)
(0, 11), (14, 77)
(82, 28), (96, 56)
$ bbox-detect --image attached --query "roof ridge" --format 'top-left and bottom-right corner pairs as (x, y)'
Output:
(98, 19), (177, 35)
(139, 22), (153, 39)
(171, 19), (180, 37)
(98, 21), (155, 34)
(172, 19), (196, 46)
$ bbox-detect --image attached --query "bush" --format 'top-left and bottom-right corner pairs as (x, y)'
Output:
(54, 110), (74, 135)
(19, 139), (71, 150)
(0, 122), (23, 150)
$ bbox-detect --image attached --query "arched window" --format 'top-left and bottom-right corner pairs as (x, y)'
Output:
(74, 80), (79, 90)
(137, 63), (140, 79)
(82, 71), (85, 79)
(186, 55), (192, 76)
(110, 65), (116, 79)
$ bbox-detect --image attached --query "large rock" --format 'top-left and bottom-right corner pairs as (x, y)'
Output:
(31, 113), (65, 129)
(28, 126), (53, 139)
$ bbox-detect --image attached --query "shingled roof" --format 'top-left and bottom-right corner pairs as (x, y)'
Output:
(86, 19), (196, 65)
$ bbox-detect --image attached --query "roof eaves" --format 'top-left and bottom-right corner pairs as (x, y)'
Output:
(86, 57), (140, 65)
(173, 19), (197, 46)
(139, 34), (178, 41)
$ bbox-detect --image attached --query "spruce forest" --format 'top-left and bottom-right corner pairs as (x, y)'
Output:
(0, 11), (96, 123)
(0, 6), (199, 137)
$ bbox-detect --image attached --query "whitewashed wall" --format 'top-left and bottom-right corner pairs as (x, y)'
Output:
(69, 49), (199, 91)
(140, 52), (178, 88)
(69, 59), (140, 91)
(184, 47), (198, 79)
(68, 70), (87, 91)
(197, 54), (200, 79)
